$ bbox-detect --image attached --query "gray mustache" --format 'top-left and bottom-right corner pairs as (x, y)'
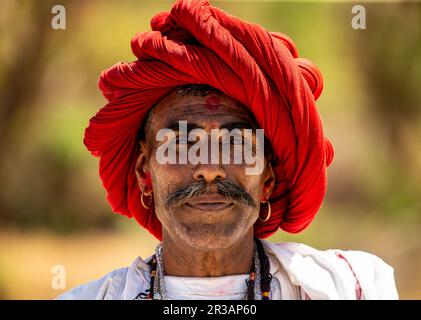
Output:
(164, 179), (256, 208)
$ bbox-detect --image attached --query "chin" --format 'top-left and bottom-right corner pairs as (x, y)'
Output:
(176, 222), (245, 251)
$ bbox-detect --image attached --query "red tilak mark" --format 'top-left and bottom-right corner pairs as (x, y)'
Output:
(205, 96), (220, 111)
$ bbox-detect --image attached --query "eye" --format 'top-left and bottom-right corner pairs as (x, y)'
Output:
(175, 136), (193, 146)
(230, 136), (244, 145)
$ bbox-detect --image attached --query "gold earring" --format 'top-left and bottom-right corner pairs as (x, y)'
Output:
(259, 200), (271, 222)
(141, 192), (153, 209)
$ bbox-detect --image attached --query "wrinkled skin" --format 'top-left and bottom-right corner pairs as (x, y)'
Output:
(135, 88), (275, 276)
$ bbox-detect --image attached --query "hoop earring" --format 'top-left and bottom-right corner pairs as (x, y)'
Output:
(259, 200), (271, 222)
(141, 193), (153, 209)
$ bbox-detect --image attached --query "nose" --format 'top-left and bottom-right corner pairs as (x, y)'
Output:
(193, 164), (227, 183)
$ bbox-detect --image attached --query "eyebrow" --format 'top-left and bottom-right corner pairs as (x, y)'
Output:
(166, 121), (201, 132)
(220, 121), (256, 131)
(164, 121), (256, 132)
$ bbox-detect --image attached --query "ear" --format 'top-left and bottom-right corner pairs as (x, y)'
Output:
(261, 161), (276, 202)
(135, 141), (153, 196)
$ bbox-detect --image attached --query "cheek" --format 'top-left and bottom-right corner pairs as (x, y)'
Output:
(150, 162), (191, 194)
(247, 176), (267, 202)
(229, 165), (263, 197)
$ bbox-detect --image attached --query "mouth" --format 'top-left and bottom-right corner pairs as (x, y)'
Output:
(185, 194), (233, 212)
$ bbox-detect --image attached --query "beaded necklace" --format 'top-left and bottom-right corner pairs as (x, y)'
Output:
(137, 239), (271, 300)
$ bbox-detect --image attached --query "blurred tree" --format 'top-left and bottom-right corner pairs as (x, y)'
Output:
(0, 0), (114, 231)
(349, 3), (421, 220)
(0, 0), (54, 224)
(0, 0), (75, 144)
(353, 3), (421, 179)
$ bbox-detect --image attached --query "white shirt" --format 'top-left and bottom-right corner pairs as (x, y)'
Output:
(164, 274), (251, 300)
(57, 240), (399, 300)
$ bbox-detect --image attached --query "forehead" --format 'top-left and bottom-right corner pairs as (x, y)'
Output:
(149, 90), (256, 131)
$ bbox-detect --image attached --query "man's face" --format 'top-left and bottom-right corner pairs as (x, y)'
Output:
(136, 89), (275, 250)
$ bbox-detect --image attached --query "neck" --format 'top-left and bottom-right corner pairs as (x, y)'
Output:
(161, 230), (255, 277)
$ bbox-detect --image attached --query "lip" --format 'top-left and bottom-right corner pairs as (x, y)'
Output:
(186, 194), (233, 212)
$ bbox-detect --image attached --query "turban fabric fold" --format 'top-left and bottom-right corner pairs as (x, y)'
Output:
(84, 0), (334, 240)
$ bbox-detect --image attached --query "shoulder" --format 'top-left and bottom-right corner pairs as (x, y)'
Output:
(56, 256), (151, 300)
(261, 240), (399, 300)
(331, 248), (399, 299)
(56, 267), (129, 300)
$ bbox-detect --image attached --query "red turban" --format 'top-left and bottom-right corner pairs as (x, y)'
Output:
(84, 0), (334, 240)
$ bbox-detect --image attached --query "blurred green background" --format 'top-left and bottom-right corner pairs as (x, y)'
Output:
(0, 0), (420, 299)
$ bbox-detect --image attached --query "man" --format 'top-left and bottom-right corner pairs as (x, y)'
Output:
(58, 0), (398, 300)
